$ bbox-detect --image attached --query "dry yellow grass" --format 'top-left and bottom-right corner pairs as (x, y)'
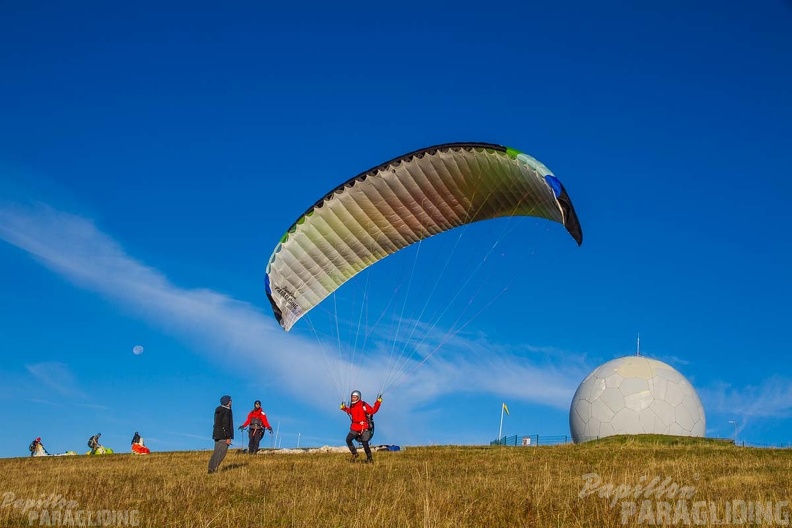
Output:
(2, 436), (791, 527)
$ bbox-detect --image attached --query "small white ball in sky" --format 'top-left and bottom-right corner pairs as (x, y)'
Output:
(132, 345), (144, 356)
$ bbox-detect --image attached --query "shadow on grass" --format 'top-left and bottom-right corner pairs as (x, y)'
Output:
(213, 462), (248, 473)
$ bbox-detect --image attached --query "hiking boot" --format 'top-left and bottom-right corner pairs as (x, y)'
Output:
(350, 453), (359, 462)
(365, 457), (374, 464)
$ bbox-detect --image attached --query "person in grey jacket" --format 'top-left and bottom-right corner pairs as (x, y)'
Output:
(208, 395), (234, 473)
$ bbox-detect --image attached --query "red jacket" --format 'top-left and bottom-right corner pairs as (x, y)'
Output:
(341, 399), (381, 432)
(241, 408), (272, 430)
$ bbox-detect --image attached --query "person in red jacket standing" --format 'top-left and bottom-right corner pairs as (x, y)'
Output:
(238, 400), (273, 454)
(340, 390), (381, 463)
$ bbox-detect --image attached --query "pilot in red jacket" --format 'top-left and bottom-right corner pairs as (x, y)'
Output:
(340, 390), (381, 463)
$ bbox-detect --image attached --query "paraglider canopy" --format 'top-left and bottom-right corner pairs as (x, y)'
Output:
(265, 142), (583, 332)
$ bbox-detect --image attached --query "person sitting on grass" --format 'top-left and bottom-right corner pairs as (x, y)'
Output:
(29, 437), (49, 457)
(88, 433), (103, 455)
(131, 431), (151, 455)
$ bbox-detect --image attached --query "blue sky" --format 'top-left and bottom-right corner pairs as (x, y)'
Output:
(1, 1), (791, 458)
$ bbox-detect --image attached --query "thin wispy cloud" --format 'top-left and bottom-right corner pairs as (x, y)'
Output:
(1, 200), (587, 416)
(702, 377), (792, 420)
(28, 398), (108, 410)
(25, 362), (88, 399)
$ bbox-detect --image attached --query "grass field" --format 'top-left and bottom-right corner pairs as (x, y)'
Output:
(2, 436), (791, 527)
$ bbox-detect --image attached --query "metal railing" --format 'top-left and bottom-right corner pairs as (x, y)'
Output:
(490, 434), (572, 446)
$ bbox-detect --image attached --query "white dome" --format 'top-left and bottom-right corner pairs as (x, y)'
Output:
(569, 356), (705, 443)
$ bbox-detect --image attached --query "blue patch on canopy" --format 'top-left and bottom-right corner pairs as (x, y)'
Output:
(544, 175), (562, 198)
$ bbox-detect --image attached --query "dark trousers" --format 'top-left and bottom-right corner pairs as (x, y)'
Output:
(248, 427), (264, 454)
(208, 439), (229, 472)
(346, 430), (372, 459)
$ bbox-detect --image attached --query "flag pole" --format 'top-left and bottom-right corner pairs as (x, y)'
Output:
(498, 404), (504, 444)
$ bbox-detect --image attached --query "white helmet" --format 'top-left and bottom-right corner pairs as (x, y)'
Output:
(350, 390), (361, 400)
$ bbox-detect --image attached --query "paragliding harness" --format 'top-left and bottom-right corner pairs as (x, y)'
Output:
(29, 440), (38, 454)
(354, 404), (375, 443)
(365, 412), (375, 441)
(131, 432), (141, 445)
(88, 436), (100, 449)
(248, 417), (265, 440)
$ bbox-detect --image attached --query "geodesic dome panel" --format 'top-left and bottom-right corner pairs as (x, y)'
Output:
(569, 356), (706, 443)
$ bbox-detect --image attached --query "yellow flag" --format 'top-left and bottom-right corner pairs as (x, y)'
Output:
(502, 403), (510, 416)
